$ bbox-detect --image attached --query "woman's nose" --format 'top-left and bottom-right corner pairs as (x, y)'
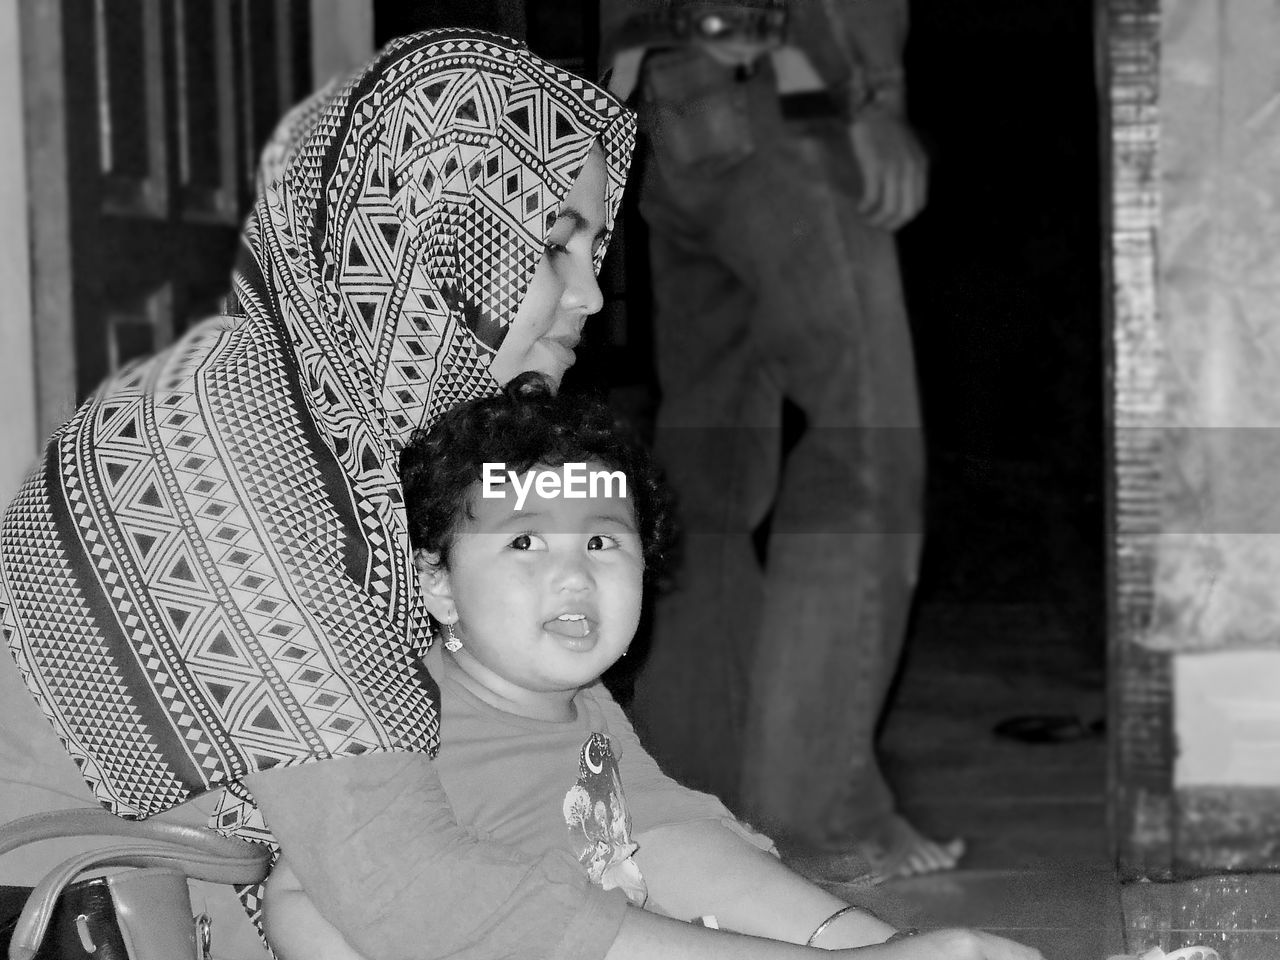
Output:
(561, 255), (604, 316)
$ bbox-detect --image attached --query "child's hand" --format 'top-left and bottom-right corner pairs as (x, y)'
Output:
(947, 929), (1045, 960)
(862, 928), (1046, 960)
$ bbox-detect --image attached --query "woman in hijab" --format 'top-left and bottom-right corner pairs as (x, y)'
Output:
(1, 27), (631, 957)
(0, 29), (1040, 960)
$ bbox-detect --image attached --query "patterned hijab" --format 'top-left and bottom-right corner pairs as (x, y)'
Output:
(0, 30), (635, 844)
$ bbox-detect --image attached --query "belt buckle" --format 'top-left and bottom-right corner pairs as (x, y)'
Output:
(696, 12), (733, 39)
(690, 6), (788, 45)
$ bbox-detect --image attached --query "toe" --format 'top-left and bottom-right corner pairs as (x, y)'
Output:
(923, 846), (952, 872)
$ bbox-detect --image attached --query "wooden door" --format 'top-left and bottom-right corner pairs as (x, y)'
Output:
(1103, 0), (1280, 879)
(1099, 0), (1172, 880)
(22, 0), (310, 438)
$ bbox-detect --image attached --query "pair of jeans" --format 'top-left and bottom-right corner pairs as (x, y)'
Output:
(628, 47), (925, 852)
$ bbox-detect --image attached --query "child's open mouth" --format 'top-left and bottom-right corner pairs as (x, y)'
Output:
(543, 613), (593, 640)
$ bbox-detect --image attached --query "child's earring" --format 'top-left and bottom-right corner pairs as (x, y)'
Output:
(444, 621), (463, 653)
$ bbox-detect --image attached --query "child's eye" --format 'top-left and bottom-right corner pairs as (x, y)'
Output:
(587, 534), (619, 551)
(509, 533), (547, 551)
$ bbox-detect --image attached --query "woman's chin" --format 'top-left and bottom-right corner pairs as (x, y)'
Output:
(537, 368), (567, 390)
(490, 359), (567, 391)
(524, 360), (570, 390)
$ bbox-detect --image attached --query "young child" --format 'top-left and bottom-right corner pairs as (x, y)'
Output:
(263, 373), (1043, 960)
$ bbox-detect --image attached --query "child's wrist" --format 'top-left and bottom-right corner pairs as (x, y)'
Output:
(885, 927), (921, 942)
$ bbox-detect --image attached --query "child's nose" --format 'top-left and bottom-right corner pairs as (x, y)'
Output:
(554, 554), (595, 592)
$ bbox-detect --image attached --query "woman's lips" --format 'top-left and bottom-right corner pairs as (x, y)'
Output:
(540, 337), (577, 369)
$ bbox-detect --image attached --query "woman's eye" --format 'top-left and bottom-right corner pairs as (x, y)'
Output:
(544, 241), (568, 257)
(587, 535), (618, 551)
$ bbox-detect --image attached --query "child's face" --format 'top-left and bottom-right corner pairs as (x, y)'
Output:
(421, 461), (643, 718)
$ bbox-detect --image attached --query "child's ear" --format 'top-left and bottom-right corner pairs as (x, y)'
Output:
(413, 549), (457, 623)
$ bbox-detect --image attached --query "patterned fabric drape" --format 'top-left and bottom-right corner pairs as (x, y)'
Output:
(0, 30), (635, 850)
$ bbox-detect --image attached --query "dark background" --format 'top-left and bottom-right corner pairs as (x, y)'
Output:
(895, 0), (1103, 626)
(377, 0), (1106, 664)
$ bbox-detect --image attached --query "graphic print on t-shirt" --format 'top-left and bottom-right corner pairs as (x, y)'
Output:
(562, 732), (647, 905)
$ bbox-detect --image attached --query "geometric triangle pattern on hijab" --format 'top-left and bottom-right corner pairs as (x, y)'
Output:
(0, 27), (635, 872)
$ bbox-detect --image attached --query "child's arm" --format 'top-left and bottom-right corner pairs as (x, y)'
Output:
(247, 752), (629, 960)
(261, 803), (1041, 960)
(264, 856), (365, 960)
(263, 868), (1041, 960)
(588, 686), (1043, 958)
(632, 818), (893, 947)
(605, 911), (1043, 960)
(583, 684), (888, 943)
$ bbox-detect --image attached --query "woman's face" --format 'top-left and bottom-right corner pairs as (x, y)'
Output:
(488, 148), (608, 388)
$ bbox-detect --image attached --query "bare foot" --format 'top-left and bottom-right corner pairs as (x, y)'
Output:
(781, 816), (963, 884)
(862, 815), (964, 879)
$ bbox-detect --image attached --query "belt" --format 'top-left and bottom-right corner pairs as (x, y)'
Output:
(777, 89), (843, 120)
(615, 4), (789, 50)
(635, 48), (844, 120)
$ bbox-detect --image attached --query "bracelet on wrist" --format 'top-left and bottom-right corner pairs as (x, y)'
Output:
(804, 905), (862, 948)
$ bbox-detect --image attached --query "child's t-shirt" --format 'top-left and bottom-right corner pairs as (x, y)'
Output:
(425, 643), (773, 909)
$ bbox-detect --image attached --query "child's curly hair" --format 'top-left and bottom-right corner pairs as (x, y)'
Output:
(400, 373), (678, 587)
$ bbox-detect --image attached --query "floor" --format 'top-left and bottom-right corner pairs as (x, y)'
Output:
(601, 380), (1279, 959)
(870, 598), (1123, 959)
(830, 456), (1280, 960)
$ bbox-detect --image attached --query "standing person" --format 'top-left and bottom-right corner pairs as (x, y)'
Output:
(599, 0), (963, 878)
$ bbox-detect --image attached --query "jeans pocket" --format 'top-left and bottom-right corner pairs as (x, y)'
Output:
(643, 54), (755, 176)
